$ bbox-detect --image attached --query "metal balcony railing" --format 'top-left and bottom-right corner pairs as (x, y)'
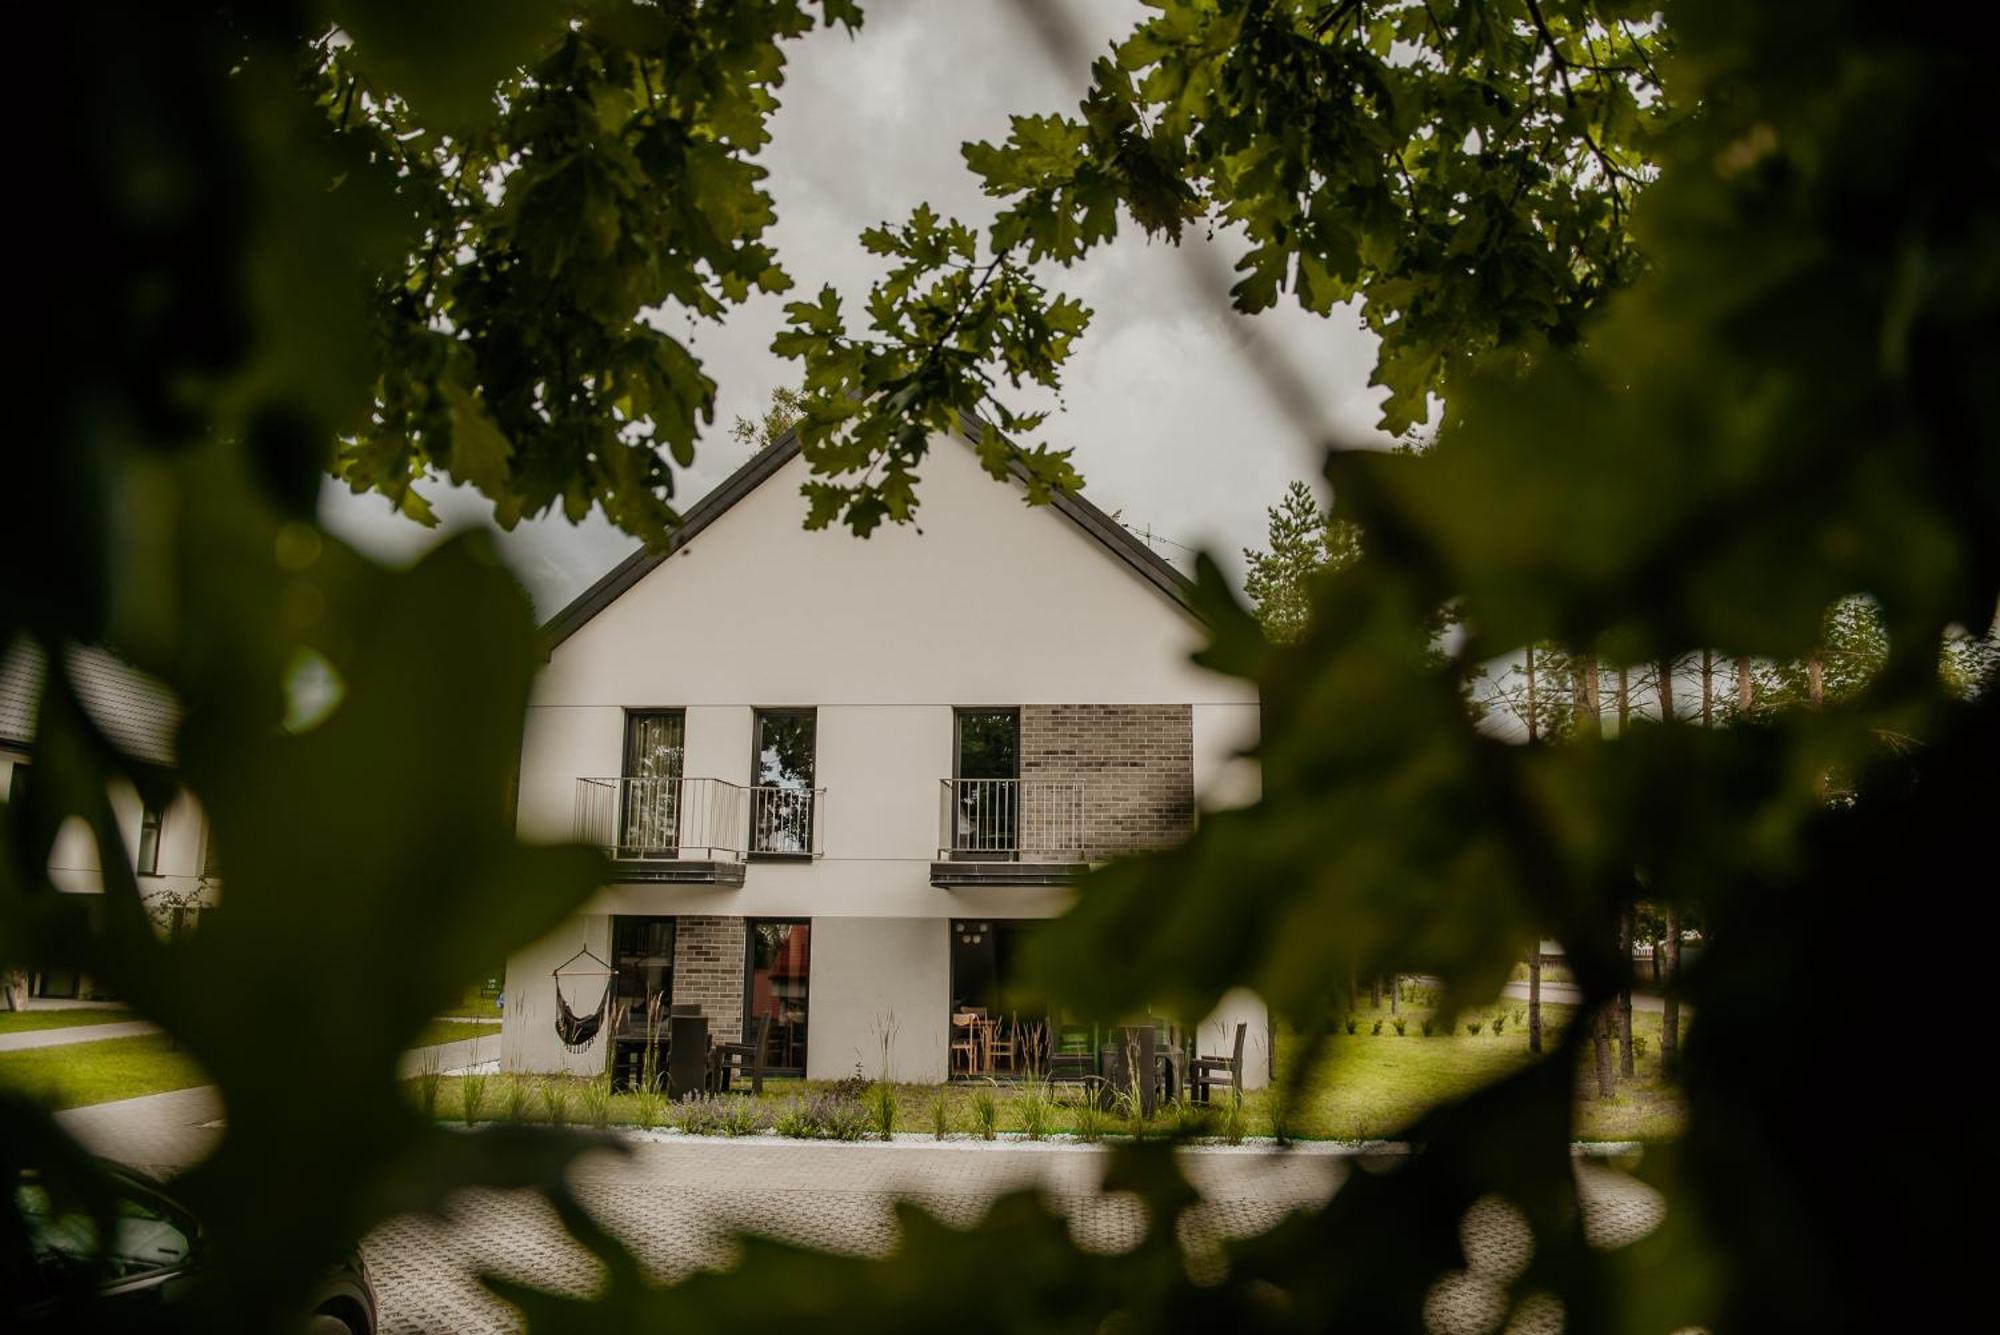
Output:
(574, 776), (747, 861)
(939, 778), (1084, 861)
(749, 785), (824, 856)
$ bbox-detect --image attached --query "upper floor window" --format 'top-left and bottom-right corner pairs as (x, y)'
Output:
(135, 799), (162, 876)
(752, 709), (815, 855)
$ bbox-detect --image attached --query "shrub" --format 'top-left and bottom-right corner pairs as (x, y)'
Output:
(1371, 1019), (1384, 1036)
(540, 1080), (572, 1127)
(773, 1091), (868, 1140)
(971, 1084), (999, 1141)
(1015, 1077), (1053, 1141)
(929, 1088), (952, 1140)
(868, 1082), (898, 1140)
(1391, 1016), (1407, 1036)
(1072, 1091), (1107, 1143)
(1491, 1014), (1506, 1036)
(416, 1053), (443, 1118)
(633, 1087), (664, 1131)
(1511, 1006), (1525, 1027)
(1343, 1015), (1358, 1035)
(460, 1070), (488, 1126)
(829, 1072), (869, 1101)
(1170, 1098), (1213, 1140)
(1631, 1033), (1650, 1060)
(579, 1075), (613, 1129)
(1466, 1021), (1483, 1035)
(1221, 1097), (1248, 1146)
(672, 1094), (719, 1136)
(1420, 1018), (1435, 1037)
(718, 1094), (770, 1137)
(503, 1074), (531, 1123)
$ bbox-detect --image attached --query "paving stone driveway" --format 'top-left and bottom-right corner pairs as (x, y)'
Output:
(54, 1089), (1663, 1334)
(362, 1140), (1662, 1334)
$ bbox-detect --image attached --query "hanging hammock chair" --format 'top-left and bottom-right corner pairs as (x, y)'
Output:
(552, 945), (615, 1053)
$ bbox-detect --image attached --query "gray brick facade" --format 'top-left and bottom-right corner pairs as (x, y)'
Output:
(671, 915), (745, 1043)
(1020, 704), (1194, 860)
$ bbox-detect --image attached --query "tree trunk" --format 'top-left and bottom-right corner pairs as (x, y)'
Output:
(1656, 656), (1676, 722)
(1808, 649), (1825, 708)
(1700, 648), (1714, 726)
(1527, 951), (1543, 1055)
(1592, 1009), (1616, 1100)
(1618, 907), (1635, 1076)
(1347, 961), (1357, 1014)
(1524, 643), (1539, 742)
(1660, 908), (1682, 1078)
(1389, 975), (1399, 1014)
(1616, 666), (1630, 737)
(1735, 654), (1753, 717)
(1576, 656), (1601, 736)
(1370, 974), (1382, 1009)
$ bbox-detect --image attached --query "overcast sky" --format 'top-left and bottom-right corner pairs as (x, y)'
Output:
(321, 0), (1393, 619)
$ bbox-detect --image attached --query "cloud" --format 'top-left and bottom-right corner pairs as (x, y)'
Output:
(320, 0), (1386, 615)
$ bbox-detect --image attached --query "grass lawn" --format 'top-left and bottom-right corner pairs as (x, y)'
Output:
(0, 1008), (134, 1035)
(414, 1018), (501, 1049)
(418, 1000), (1685, 1143)
(0, 1034), (209, 1111)
(442, 984), (504, 1020)
(0, 1020), (502, 1111)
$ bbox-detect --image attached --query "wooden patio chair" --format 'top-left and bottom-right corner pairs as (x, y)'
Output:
(982, 1017), (1018, 1075)
(1188, 1021), (1247, 1106)
(713, 1014), (772, 1095)
(950, 1012), (980, 1076)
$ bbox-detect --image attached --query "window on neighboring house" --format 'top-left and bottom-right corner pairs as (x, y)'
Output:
(621, 711), (685, 855)
(751, 709), (815, 854)
(135, 800), (162, 876)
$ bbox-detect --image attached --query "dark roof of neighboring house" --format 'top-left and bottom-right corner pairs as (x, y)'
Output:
(540, 422), (1200, 653)
(0, 641), (181, 766)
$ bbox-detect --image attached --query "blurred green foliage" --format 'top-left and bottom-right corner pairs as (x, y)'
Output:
(4, 0), (1996, 1332)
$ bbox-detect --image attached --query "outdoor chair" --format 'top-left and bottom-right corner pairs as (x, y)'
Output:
(712, 1014), (772, 1096)
(950, 1012), (980, 1076)
(982, 1017), (1018, 1074)
(1188, 1021), (1247, 1105)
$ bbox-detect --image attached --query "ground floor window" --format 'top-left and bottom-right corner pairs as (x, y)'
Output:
(745, 920), (810, 1075)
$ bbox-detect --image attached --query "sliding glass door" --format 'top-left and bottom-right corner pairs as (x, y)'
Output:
(621, 711), (685, 855)
(744, 920), (811, 1075)
(952, 708), (1019, 857)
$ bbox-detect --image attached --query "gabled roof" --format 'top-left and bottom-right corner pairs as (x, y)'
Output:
(540, 422), (1199, 654)
(0, 640), (181, 765)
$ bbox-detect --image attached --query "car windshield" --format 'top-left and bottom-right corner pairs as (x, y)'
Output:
(15, 1179), (195, 1284)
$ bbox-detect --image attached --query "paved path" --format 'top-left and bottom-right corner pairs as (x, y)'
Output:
(1499, 981), (1666, 1012)
(0, 1018), (161, 1052)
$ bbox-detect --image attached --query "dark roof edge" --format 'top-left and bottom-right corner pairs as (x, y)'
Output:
(539, 418), (1203, 655)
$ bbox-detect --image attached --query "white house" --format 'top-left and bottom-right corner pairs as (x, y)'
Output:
(0, 644), (213, 1006)
(501, 428), (1268, 1087)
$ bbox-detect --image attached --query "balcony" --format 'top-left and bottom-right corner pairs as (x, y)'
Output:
(931, 778), (1091, 888)
(574, 778), (827, 884)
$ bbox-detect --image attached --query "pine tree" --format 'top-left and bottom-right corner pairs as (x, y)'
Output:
(1242, 480), (1362, 644)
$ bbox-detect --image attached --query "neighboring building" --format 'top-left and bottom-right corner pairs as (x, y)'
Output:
(0, 643), (212, 1005)
(502, 429), (1267, 1086)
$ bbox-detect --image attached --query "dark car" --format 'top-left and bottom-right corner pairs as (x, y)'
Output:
(9, 1160), (378, 1332)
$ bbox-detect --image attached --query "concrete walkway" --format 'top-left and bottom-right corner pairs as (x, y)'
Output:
(1499, 981), (1667, 1012)
(0, 1018), (160, 1052)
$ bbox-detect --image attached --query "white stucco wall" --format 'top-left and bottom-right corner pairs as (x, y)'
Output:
(807, 917), (950, 1083)
(503, 433), (1267, 1081)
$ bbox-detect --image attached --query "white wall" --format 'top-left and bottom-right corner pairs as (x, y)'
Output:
(806, 917), (949, 1083)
